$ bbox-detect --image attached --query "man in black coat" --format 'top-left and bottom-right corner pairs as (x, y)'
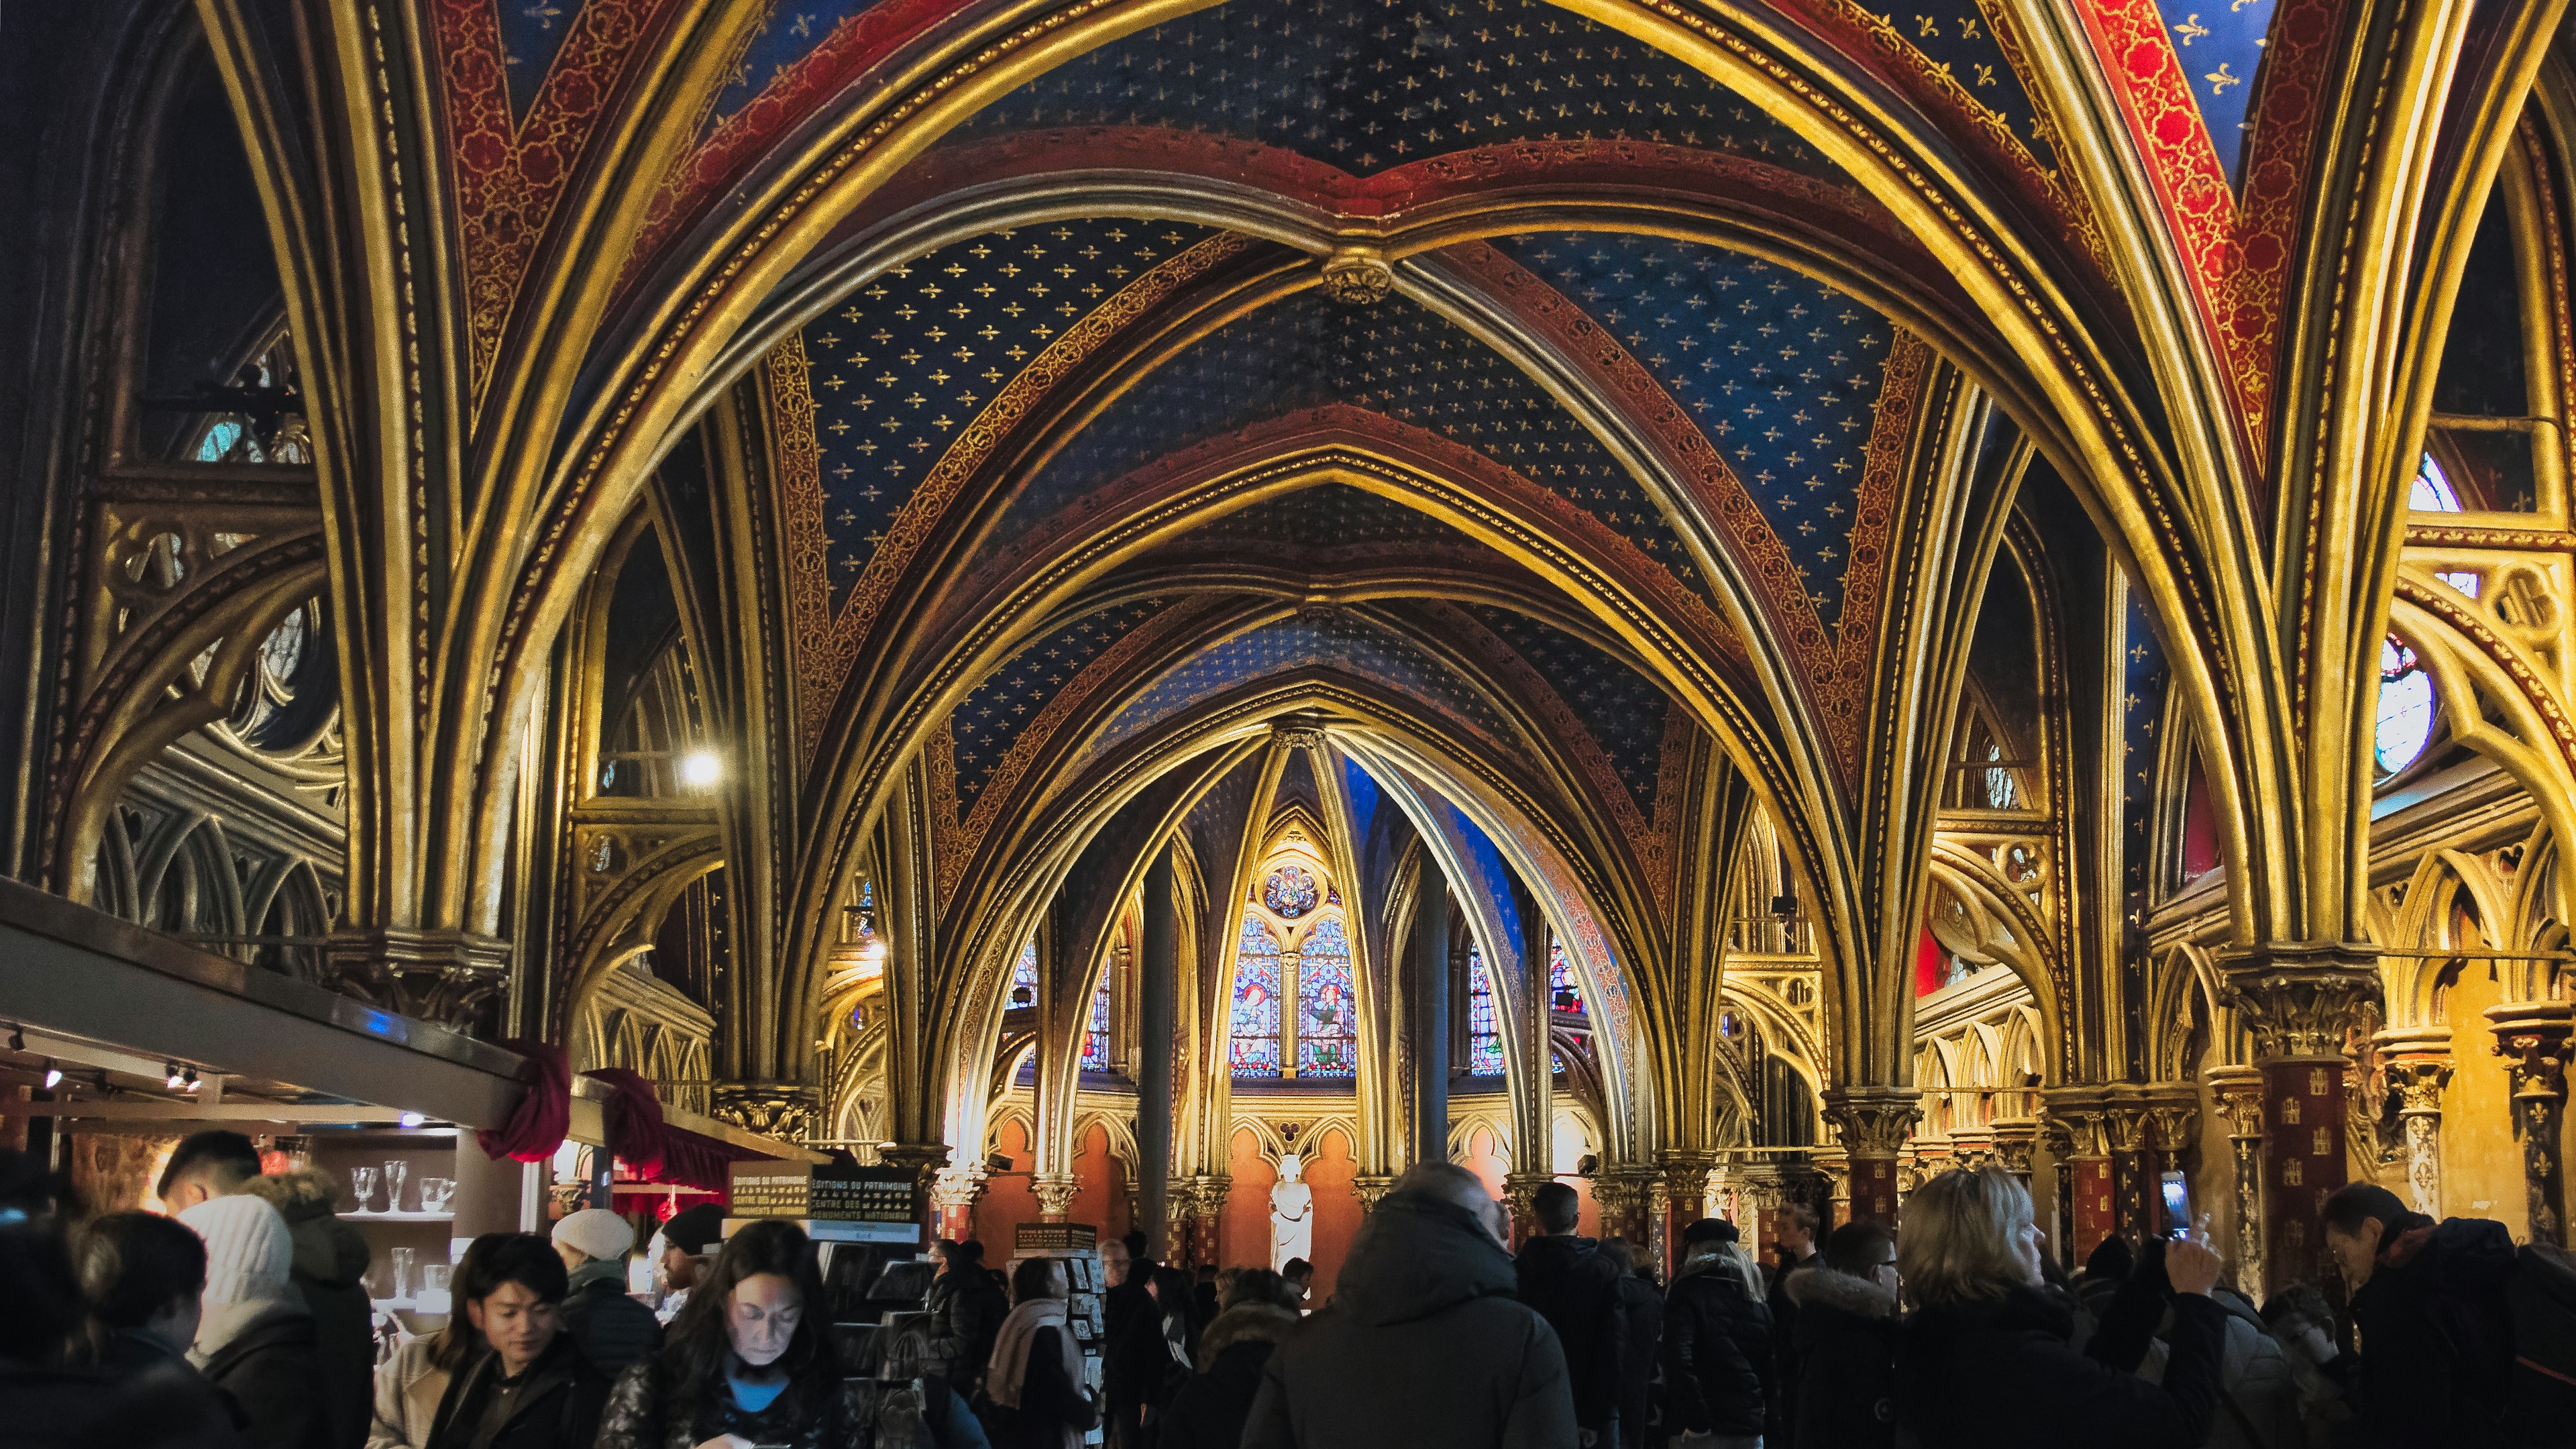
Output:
(2320, 1181), (2516, 1448)
(1101, 1230), (1158, 1449)
(427, 1235), (612, 1449)
(549, 1210), (663, 1375)
(1661, 1218), (1773, 1444)
(1764, 1201), (1821, 1446)
(1602, 1240), (1662, 1449)
(1513, 1181), (1625, 1446)
(923, 1238), (1010, 1393)
(1244, 1162), (1576, 1449)
(1786, 1220), (1900, 1449)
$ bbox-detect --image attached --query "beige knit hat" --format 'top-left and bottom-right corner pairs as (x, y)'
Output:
(178, 1193), (294, 1309)
(552, 1207), (636, 1264)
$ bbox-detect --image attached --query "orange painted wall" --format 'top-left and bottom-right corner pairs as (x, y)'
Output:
(1303, 1128), (1362, 1302)
(1223, 1129), (1279, 1271)
(1072, 1122), (1133, 1243)
(1462, 1127), (1509, 1200)
(973, 1118), (1040, 1251)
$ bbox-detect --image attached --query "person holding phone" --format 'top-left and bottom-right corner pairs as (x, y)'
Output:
(594, 1220), (860, 1449)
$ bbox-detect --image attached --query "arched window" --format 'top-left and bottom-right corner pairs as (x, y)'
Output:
(1296, 914), (1356, 1076)
(1081, 968), (1114, 1072)
(1230, 914), (1283, 1075)
(2375, 636), (2436, 777)
(1466, 943), (1504, 1075)
(2412, 453), (2464, 512)
(1010, 938), (1038, 1008)
(1547, 937), (1583, 1014)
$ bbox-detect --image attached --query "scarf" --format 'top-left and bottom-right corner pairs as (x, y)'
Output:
(985, 1298), (1079, 1414)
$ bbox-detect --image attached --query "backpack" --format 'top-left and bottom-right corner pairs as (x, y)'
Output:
(2506, 1241), (2576, 1445)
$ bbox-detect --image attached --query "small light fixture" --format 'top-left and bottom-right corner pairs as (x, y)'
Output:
(42, 1062), (61, 1090)
(398, 1112), (426, 1128)
(166, 1063), (187, 1090)
(679, 750), (722, 788)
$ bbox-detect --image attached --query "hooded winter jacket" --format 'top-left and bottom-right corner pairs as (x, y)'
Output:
(1159, 1302), (1299, 1449)
(2339, 1215), (2516, 1448)
(193, 1296), (332, 1449)
(1242, 1190), (1576, 1449)
(557, 1260), (663, 1376)
(1660, 1249), (1773, 1437)
(241, 1169), (376, 1449)
(1513, 1234), (1625, 1433)
(1784, 1267), (1898, 1449)
(1892, 1282), (2229, 1449)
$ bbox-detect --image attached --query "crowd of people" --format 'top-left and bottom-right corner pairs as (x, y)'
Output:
(1, 1132), (2560, 1449)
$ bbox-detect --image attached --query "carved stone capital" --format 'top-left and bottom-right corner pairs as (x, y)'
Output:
(2143, 1082), (2201, 1153)
(1321, 248), (1395, 305)
(1820, 1087), (1923, 1158)
(711, 1083), (822, 1143)
(2206, 1066), (2265, 1138)
(2488, 1003), (2575, 1103)
(1946, 1124), (1997, 1171)
(929, 1163), (989, 1212)
(1987, 1118), (2039, 1177)
(2219, 947), (2381, 1061)
(1501, 1171), (1552, 1240)
(2376, 1027), (2454, 1116)
(2039, 1085), (2111, 1158)
(1351, 1174), (1397, 1212)
(1031, 1173), (1081, 1222)
(1271, 722), (1329, 751)
(321, 927), (510, 1033)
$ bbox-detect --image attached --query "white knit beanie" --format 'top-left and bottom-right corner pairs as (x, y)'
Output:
(179, 1193), (294, 1309)
(553, 1207), (636, 1264)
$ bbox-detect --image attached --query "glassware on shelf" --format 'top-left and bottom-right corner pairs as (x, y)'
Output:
(382, 1159), (410, 1214)
(417, 1263), (452, 1315)
(389, 1246), (417, 1303)
(349, 1166), (379, 1214)
(419, 1177), (456, 1216)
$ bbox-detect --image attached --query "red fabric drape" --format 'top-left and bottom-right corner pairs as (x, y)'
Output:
(581, 1067), (668, 1177)
(475, 1040), (572, 1163)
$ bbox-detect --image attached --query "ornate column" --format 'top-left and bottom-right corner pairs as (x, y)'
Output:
(714, 1083), (823, 1144)
(930, 1163), (989, 1244)
(1183, 1175), (1232, 1265)
(1351, 1173), (1395, 1214)
(1031, 1173), (1081, 1224)
(2041, 1087), (2114, 1257)
(1136, 847), (1179, 1254)
(1737, 1165), (1788, 1260)
(1410, 873), (1452, 1167)
(1656, 1148), (1718, 1222)
(2143, 1083), (2201, 1235)
(1646, 1172), (1673, 1276)
(2489, 1002), (2573, 1246)
(2222, 948), (2379, 1294)
(1502, 1171), (1551, 1246)
(1810, 1147), (1851, 1230)
(2102, 1084), (2152, 1241)
(2208, 1067), (2267, 1296)
(2376, 1028), (2453, 1217)
(1588, 1169), (1646, 1244)
(1989, 1118), (2040, 1187)
(1947, 1123), (1997, 1172)
(1821, 1088), (1921, 1225)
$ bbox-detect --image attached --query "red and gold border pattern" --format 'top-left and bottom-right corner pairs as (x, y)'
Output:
(2074, 0), (2344, 480)
(430, 0), (666, 407)
(771, 229), (1254, 762)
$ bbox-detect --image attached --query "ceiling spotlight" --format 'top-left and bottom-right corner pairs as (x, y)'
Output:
(42, 1062), (61, 1091)
(679, 750), (722, 788)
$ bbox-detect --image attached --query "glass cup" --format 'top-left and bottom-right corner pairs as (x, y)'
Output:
(383, 1159), (409, 1214)
(349, 1166), (379, 1214)
(389, 1246), (417, 1302)
(419, 1177), (456, 1215)
(418, 1263), (452, 1316)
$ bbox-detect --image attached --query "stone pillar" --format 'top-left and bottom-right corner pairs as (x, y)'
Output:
(1947, 1124), (1997, 1172)
(1411, 875), (1452, 1167)
(1989, 1118), (2039, 1186)
(2374, 1028), (2453, 1216)
(1502, 1171), (1551, 1247)
(930, 1163), (989, 1244)
(1183, 1175), (1232, 1265)
(1810, 1148), (1852, 1231)
(2208, 1066), (2267, 1296)
(2143, 1084), (2200, 1236)
(2488, 1002), (2573, 1246)
(1136, 848), (1178, 1256)
(1646, 1172), (1673, 1276)
(1591, 1169), (1650, 1244)
(2222, 949), (2379, 1295)
(1032, 1173), (1080, 1223)
(1821, 1088), (1921, 1225)
(1737, 1165), (1788, 1262)
(1656, 1148), (1717, 1222)
(2103, 1085), (2152, 1242)
(2042, 1087), (2114, 1258)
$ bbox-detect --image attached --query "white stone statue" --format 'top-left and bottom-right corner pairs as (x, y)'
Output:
(1268, 1152), (1314, 1273)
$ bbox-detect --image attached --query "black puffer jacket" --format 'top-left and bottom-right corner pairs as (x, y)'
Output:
(1161, 1303), (1299, 1449)
(1893, 1283), (2228, 1448)
(559, 1263), (664, 1377)
(1785, 1267), (1898, 1449)
(1514, 1234), (1625, 1433)
(1242, 1190), (1575, 1449)
(1660, 1250), (1773, 1437)
(1612, 1274), (1660, 1449)
(2341, 1215), (2516, 1448)
(193, 1298), (330, 1449)
(923, 1265), (1010, 1389)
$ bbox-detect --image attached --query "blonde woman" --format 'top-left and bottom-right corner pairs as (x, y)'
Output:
(1892, 1167), (2229, 1448)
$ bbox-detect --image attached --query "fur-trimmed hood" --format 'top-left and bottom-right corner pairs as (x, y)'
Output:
(1195, 1302), (1300, 1370)
(238, 1170), (372, 1287)
(1786, 1266), (1898, 1320)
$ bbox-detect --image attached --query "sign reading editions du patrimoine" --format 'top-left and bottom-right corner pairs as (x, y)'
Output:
(728, 1161), (920, 1244)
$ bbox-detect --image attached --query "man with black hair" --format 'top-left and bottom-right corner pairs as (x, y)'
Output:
(649, 1202), (722, 1324)
(1103, 1230), (1159, 1449)
(2319, 1181), (2514, 1447)
(425, 1233), (611, 1449)
(1280, 1257), (1313, 1308)
(1514, 1180), (1624, 1446)
(922, 1237), (1007, 1393)
(1764, 1201), (1822, 1446)
(156, 1130), (264, 1210)
(1784, 1220), (1900, 1449)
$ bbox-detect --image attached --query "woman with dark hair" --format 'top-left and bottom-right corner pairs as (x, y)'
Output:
(68, 1210), (244, 1448)
(371, 1234), (508, 1449)
(1159, 1268), (1299, 1449)
(982, 1256), (1098, 1449)
(594, 1219), (860, 1449)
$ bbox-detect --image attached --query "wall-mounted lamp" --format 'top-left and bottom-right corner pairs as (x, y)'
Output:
(680, 750), (722, 788)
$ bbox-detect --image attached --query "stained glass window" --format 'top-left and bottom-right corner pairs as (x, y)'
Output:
(2412, 453), (2464, 512)
(1547, 937), (1583, 1014)
(1295, 914), (1357, 1076)
(1230, 914), (1283, 1075)
(1467, 943), (1504, 1075)
(1081, 968), (1114, 1072)
(1264, 864), (1320, 918)
(1010, 938), (1039, 1008)
(2376, 636), (2436, 777)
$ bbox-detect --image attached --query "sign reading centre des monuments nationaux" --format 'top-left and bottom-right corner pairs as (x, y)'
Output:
(727, 1161), (922, 1244)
